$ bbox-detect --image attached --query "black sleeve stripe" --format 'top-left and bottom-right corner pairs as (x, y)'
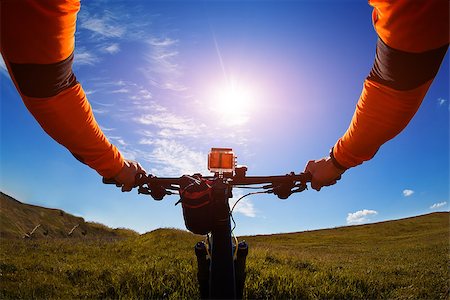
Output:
(8, 52), (78, 98)
(368, 38), (448, 91)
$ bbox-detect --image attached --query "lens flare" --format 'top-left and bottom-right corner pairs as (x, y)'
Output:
(210, 78), (256, 126)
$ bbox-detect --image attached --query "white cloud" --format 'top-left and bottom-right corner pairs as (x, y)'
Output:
(111, 88), (129, 94)
(149, 38), (178, 47)
(80, 12), (125, 38)
(437, 98), (447, 106)
(118, 148), (140, 162)
(99, 126), (115, 132)
(135, 111), (203, 138)
(103, 43), (120, 54)
(346, 209), (378, 225)
(142, 37), (187, 93)
(84, 89), (96, 95)
(161, 82), (188, 92)
(153, 51), (178, 60)
(130, 89), (153, 100)
(142, 139), (208, 176)
(402, 189), (414, 197)
(108, 136), (128, 147)
(90, 100), (114, 107)
(430, 201), (447, 210)
(74, 51), (98, 66)
(92, 108), (108, 114)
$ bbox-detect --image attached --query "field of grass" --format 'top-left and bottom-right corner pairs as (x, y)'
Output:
(1, 212), (448, 299)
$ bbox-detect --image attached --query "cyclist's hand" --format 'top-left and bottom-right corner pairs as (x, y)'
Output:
(304, 157), (345, 191)
(114, 159), (146, 192)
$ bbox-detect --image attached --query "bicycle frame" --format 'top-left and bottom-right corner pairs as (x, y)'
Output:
(211, 180), (236, 298)
(194, 178), (241, 299)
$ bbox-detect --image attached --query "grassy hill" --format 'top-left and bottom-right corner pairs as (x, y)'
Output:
(243, 212), (449, 299)
(0, 192), (448, 299)
(0, 192), (137, 239)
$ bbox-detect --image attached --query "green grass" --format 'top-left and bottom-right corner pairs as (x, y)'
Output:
(1, 213), (449, 299)
(0, 192), (138, 239)
(243, 212), (449, 299)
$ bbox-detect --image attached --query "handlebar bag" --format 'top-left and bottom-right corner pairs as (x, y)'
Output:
(180, 176), (214, 235)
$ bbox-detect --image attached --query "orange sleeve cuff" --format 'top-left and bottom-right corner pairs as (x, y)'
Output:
(0, 0), (80, 64)
(22, 83), (124, 178)
(333, 79), (432, 169)
(369, 0), (449, 53)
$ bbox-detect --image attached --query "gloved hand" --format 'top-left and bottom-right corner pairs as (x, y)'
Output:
(113, 159), (146, 192)
(304, 157), (345, 191)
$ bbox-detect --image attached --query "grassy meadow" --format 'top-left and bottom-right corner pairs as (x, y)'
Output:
(1, 212), (449, 299)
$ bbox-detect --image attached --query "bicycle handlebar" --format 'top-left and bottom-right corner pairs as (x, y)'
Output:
(231, 172), (312, 185)
(103, 171), (312, 200)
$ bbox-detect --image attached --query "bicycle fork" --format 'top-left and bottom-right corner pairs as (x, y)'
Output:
(195, 240), (249, 299)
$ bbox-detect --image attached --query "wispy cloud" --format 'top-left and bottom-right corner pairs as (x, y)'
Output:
(79, 11), (125, 38)
(74, 50), (99, 66)
(142, 37), (187, 92)
(402, 189), (414, 197)
(103, 43), (120, 54)
(92, 108), (108, 114)
(160, 82), (188, 92)
(99, 126), (115, 132)
(149, 38), (178, 47)
(118, 147), (140, 162)
(108, 136), (128, 147)
(90, 99), (113, 115)
(135, 111), (204, 138)
(130, 89), (153, 100)
(430, 201), (447, 210)
(147, 38), (180, 74)
(437, 98), (447, 107)
(111, 88), (129, 94)
(90, 100), (115, 107)
(140, 139), (208, 176)
(346, 209), (378, 225)
(114, 80), (127, 87)
(84, 90), (96, 95)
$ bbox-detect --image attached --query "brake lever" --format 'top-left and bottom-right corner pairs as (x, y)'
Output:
(103, 173), (148, 188)
(138, 185), (151, 195)
(291, 184), (308, 194)
(265, 176), (309, 199)
(262, 184), (273, 190)
(102, 177), (121, 187)
(272, 183), (294, 199)
(134, 174), (163, 200)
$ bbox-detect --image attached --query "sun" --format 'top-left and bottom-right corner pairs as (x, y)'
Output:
(210, 79), (256, 126)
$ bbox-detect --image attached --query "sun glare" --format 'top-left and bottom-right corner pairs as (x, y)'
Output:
(210, 79), (256, 126)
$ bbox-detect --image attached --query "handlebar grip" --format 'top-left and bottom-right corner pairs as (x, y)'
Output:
(102, 177), (121, 187)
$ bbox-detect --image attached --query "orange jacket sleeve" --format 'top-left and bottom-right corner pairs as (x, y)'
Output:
(333, 0), (449, 169)
(20, 84), (125, 178)
(0, 0), (124, 178)
(334, 79), (432, 168)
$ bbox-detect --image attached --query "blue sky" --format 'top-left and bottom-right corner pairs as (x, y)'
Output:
(1, 0), (448, 235)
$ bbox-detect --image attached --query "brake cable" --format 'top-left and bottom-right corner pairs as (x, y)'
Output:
(229, 181), (307, 234)
(229, 191), (270, 234)
(233, 185), (268, 189)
